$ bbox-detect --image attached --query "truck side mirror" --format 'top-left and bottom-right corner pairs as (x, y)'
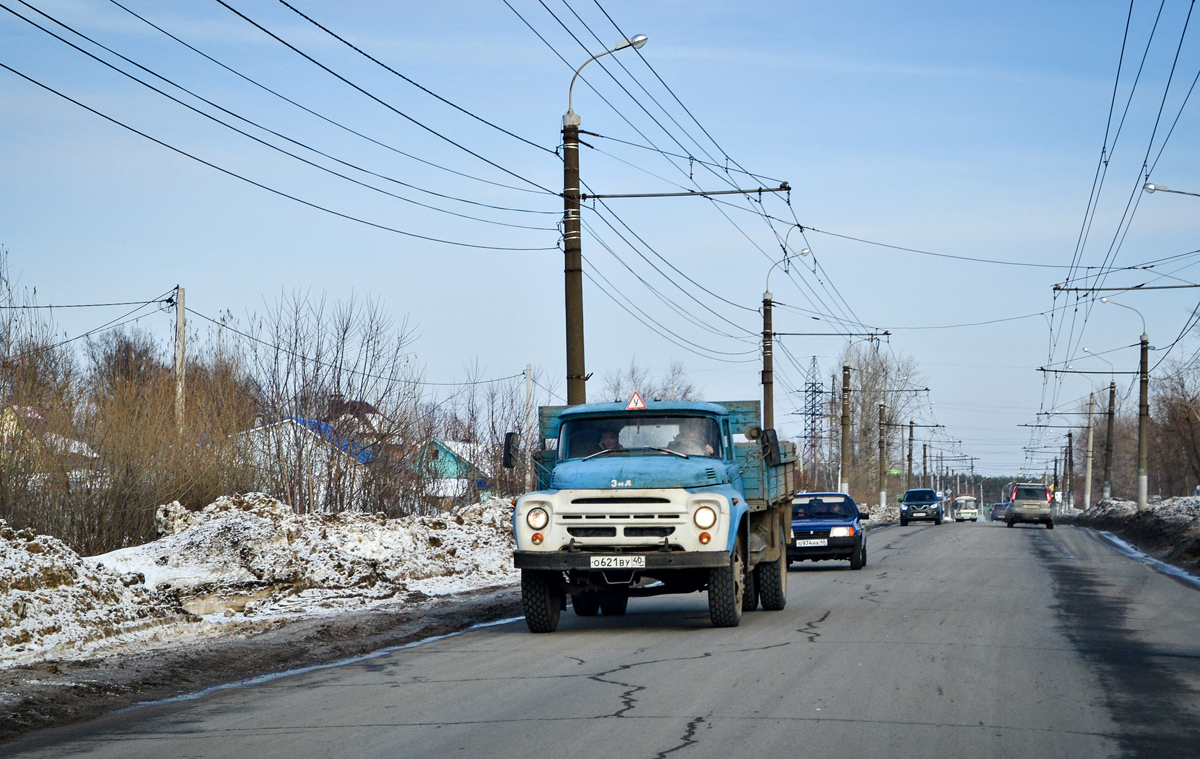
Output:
(502, 431), (518, 469)
(762, 428), (781, 467)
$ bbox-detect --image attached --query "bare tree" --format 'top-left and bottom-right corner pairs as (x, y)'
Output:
(601, 358), (700, 402)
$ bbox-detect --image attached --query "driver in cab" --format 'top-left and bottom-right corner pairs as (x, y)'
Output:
(668, 418), (715, 457)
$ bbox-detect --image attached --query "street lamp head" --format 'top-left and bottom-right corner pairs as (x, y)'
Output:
(1143, 183), (1165, 193)
(799, 247), (811, 257)
(568, 35), (649, 116)
(1100, 297), (1109, 303)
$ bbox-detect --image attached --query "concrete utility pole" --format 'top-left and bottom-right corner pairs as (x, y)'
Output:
(560, 36), (647, 404)
(907, 420), (914, 490)
(1103, 380), (1116, 500)
(1066, 431), (1074, 511)
(561, 109), (586, 405)
(1138, 332), (1149, 510)
(1084, 392), (1095, 509)
(840, 362), (851, 494)
(174, 286), (185, 433)
(878, 403), (887, 509)
(922, 442), (928, 488)
(762, 293), (774, 430)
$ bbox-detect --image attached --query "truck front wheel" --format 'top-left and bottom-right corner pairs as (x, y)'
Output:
(521, 569), (562, 633)
(708, 538), (745, 628)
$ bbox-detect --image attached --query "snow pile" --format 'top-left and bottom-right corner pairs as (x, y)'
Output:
(95, 493), (518, 619)
(0, 520), (190, 666)
(1069, 497), (1200, 571)
(869, 505), (900, 525)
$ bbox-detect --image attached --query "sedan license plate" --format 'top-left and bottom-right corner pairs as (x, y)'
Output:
(590, 555), (645, 569)
(795, 538), (828, 547)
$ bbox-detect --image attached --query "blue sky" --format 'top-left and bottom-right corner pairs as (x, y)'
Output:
(2, 0), (1198, 477)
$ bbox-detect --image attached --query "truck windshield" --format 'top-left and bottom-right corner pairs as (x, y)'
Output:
(792, 497), (857, 519)
(558, 415), (723, 461)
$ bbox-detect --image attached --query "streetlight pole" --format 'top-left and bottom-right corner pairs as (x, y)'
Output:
(562, 35), (647, 405)
(878, 402), (887, 510)
(1084, 392), (1095, 509)
(907, 420), (914, 490)
(1084, 347), (1117, 502)
(1101, 298), (1149, 509)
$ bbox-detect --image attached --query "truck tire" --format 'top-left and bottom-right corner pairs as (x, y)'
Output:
(571, 591), (600, 617)
(599, 590), (628, 616)
(757, 551), (787, 611)
(742, 562), (759, 612)
(708, 538), (745, 628)
(521, 569), (561, 633)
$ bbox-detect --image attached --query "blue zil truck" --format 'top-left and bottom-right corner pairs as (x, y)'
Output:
(504, 398), (795, 632)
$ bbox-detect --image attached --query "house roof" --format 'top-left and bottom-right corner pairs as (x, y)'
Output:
(241, 418), (374, 464)
(438, 440), (492, 478)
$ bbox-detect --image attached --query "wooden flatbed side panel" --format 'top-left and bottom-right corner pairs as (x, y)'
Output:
(539, 406), (568, 444)
(714, 400), (761, 434)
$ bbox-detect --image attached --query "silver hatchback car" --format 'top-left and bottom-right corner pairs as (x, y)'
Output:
(1004, 483), (1053, 529)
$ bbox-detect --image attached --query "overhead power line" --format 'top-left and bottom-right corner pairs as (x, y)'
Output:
(275, 0), (554, 156)
(0, 299), (165, 309)
(104, 0), (552, 200)
(185, 307), (527, 387)
(212, 0), (555, 195)
(0, 60), (555, 252)
(5, 1), (554, 231)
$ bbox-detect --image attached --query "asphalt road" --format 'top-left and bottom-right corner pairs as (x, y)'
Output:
(7, 521), (1200, 759)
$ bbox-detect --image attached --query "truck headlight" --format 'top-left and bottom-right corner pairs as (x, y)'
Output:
(526, 507), (549, 530)
(694, 506), (717, 529)
(830, 526), (853, 537)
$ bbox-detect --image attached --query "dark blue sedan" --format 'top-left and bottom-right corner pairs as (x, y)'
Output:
(787, 492), (867, 570)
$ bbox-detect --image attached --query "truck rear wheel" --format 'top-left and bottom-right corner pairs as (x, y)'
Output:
(521, 569), (561, 633)
(599, 590), (628, 616)
(708, 538), (745, 628)
(571, 591), (600, 617)
(757, 550), (787, 611)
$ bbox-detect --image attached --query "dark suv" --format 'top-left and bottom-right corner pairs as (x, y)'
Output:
(788, 492), (868, 569)
(900, 488), (944, 526)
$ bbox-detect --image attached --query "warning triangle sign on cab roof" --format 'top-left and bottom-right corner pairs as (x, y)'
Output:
(626, 392), (647, 411)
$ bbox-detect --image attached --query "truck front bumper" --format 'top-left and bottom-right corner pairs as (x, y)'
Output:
(513, 550), (730, 571)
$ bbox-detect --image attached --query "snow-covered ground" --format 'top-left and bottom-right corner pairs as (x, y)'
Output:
(1067, 496), (1200, 573)
(1, 494), (518, 668)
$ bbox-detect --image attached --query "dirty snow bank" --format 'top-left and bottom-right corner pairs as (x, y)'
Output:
(0, 521), (191, 667)
(1066, 497), (1200, 572)
(2, 494), (517, 667)
(868, 505), (900, 526)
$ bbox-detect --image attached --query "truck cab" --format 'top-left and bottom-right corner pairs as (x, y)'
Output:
(508, 399), (795, 632)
